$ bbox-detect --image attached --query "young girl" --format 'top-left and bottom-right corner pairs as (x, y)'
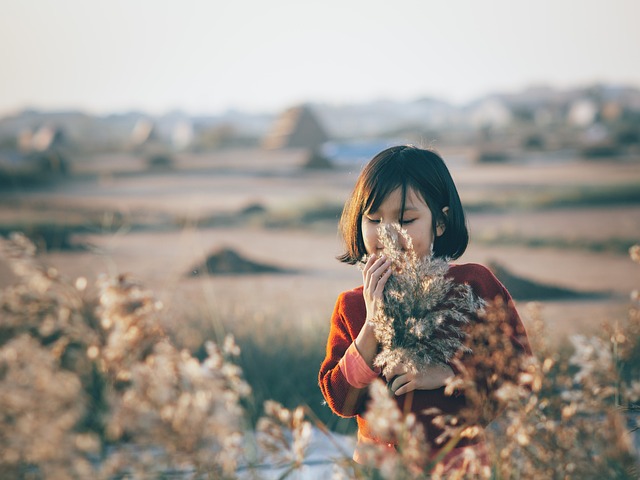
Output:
(318, 145), (531, 473)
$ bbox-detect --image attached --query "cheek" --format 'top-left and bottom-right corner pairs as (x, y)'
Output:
(361, 222), (376, 253)
(362, 225), (377, 254)
(407, 224), (434, 253)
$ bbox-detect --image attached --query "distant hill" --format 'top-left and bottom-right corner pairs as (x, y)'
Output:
(488, 261), (609, 301)
(1, 83), (639, 148)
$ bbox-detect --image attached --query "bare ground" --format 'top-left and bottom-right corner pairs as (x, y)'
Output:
(1, 148), (638, 346)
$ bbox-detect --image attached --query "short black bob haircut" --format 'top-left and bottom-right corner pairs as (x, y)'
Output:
(338, 145), (469, 264)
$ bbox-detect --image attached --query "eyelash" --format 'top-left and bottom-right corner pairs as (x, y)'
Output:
(365, 217), (415, 225)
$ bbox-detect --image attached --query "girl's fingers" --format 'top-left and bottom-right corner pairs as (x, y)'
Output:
(364, 256), (390, 283)
(390, 374), (410, 395)
(362, 253), (377, 274)
(374, 266), (392, 296)
(362, 254), (377, 289)
(363, 255), (391, 319)
(394, 381), (412, 396)
(385, 365), (407, 382)
(363, 255), (383, 276)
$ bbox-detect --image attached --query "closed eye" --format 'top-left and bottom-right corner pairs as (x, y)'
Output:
(365, 216), (380, 224)
(400, 219), (416, 225)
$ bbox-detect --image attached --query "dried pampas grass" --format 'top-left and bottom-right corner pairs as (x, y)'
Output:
(364, 223), (485, 378)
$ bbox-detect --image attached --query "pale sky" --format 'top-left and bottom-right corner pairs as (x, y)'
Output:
(1, 0), (639, 116)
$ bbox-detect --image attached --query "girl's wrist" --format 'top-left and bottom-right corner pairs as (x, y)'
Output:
(355, 323), (378, 368)
(356, 326), (376, 345)
(360, 320), (377, 343)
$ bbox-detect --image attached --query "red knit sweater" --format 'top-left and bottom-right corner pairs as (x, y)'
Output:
(318, 262), (532, 450)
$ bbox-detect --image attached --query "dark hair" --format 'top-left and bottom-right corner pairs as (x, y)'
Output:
(337, 145), (468, 264)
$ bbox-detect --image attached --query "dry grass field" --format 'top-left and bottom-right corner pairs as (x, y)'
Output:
(1, 146), (637, 343)
(1, 146), (639, 477)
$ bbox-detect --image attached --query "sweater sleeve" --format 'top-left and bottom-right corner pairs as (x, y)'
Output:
(339, 342), (382, 388)
(318, 292), (372, 417)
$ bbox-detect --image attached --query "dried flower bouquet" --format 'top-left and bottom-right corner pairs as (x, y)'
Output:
(366, 223), (485, 378)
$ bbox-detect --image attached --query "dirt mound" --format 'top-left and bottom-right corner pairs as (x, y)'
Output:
(188, 247), (294, 276)
(488, 261), (608, 301)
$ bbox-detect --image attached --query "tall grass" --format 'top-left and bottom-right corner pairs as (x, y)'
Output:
(474, 231), (637, 256)
(463, 183), (640, 213)
(158, 298), (355, 435)
(0, 233), (638, 478)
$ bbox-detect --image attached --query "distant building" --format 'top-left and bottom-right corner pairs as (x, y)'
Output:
(130, 118), (161, 148)
(262, 105), (329, 150)
(1, 124), (69, 178)
(600, 101), (623, 122)
(171, 120), (194, 150)
(470, 99), (512, 128)
(18, 125), (67, 153)
(567, 99), (598, 127)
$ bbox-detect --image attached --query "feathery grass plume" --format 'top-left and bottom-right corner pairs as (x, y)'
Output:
(616, 244), (640, 404)
(94, 267), (251, 478)
(96, 273), (166, 383)
(487, 322), (639, 478)
(0, 335), (98, 479)
(102, 339), (250, 479)
(360, 379), (430, 478)
(456, 282), (640, 478)
(365, 223), (485, 377)
(255, 401), (312, 474)
(0, 233), (102, 478)
(0, 233), (252, 478)
(0, 232), (101, 360)
(446, 297), (538, 429)
(361, 380), (491, 479)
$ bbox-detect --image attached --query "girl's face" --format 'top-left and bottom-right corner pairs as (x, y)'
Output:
(361, 187), (444, 259)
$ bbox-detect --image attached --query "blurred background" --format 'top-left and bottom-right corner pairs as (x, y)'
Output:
(1, 0), (639, 433)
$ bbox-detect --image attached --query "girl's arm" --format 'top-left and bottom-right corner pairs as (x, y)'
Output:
(318, 295), (372, 417)
(318, 254), (391, 416)
(356, 253), (391, 367)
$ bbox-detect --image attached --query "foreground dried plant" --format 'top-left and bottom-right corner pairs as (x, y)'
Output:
(366, 223), (484, 377)
(359, 379), (430, 478)
(476, 246), (640, 479)
(255, 401), (312, 474)
(1, 231), (639, 479)
(0, 233), (250, 479)
(0, 233), (101, 479)
(355, 244), (640, 479)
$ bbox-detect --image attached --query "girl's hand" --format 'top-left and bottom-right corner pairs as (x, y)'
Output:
(362, 253), (392, 322)
(354, 254), (392, 369)
(385, 363), (454, 396)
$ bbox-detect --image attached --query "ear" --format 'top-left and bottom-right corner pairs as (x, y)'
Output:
(436, 206), (449, 237)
